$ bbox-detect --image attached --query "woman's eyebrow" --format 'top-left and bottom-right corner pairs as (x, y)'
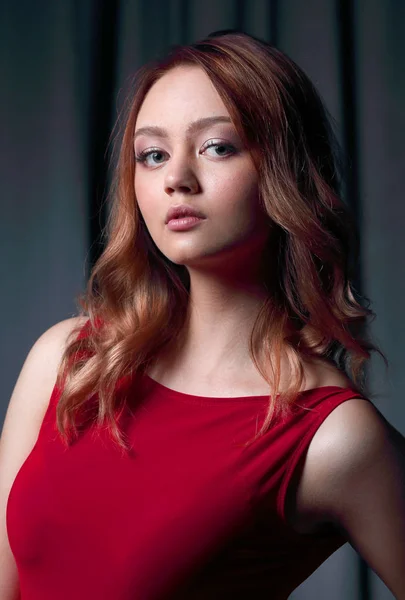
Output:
(134, 116), (232, 140)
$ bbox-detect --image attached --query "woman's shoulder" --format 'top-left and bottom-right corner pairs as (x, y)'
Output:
(284, 355), (374, 534)
(1, 316), (90, 517)
(289, 379), (387, 535)
(36, 316), (89, 348)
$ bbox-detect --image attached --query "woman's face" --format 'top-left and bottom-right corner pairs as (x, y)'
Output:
(134, 66), (271, 274)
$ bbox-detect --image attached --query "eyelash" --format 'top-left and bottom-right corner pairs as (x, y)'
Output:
(134, 141), (236, 167)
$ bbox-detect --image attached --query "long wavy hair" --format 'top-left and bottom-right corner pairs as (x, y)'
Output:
(55, 30), (385, 454)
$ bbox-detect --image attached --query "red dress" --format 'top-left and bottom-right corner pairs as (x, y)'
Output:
(7, 349), (368, 599)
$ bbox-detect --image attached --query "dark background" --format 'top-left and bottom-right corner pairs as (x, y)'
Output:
(1, 1), (404, 598)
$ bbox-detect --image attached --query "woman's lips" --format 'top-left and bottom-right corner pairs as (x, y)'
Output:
(166, 216), (206, 231)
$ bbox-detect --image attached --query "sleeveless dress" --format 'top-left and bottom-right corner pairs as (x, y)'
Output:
(6, 341), (369, 599)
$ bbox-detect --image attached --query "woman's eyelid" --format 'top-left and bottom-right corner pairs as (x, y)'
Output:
(139, 140), (234, 154)
(136, 129), (238, 153)
(200, 138), (236, 150)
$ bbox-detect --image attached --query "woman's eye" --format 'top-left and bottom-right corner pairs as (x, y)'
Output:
(135, 141), (236, 168)
(135, 149), (167, 167)
(202, 142), (236, 157)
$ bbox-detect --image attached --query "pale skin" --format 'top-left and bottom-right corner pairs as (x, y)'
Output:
(134, 66), (405, 597)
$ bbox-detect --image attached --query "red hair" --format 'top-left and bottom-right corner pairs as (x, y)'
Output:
(55, 31), (385, 453)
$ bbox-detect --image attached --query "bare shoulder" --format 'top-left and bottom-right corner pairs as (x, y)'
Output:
(1, 315), (88, 445)
(304, 398), (392, 478)
(33, 315), (89, 356)
(8, 315), (88, 388)
(16, 315), (89, 401)
(293, 398), (405, 596)
(1, 315), (89, 498)
(291, 394), (405, 534)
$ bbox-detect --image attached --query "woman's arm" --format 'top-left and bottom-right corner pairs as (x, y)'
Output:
(294, 398), (405, 599)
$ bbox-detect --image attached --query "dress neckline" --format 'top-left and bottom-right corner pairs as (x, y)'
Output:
(141, 372), (353, 404)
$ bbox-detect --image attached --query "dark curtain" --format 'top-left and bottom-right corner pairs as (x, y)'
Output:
(1, 1), (404, 598)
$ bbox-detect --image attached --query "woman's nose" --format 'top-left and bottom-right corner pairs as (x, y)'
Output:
(164, 160), (200, 195)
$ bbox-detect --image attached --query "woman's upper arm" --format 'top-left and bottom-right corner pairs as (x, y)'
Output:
(295, 398), (405, 599)
(0, 316), (87, 600)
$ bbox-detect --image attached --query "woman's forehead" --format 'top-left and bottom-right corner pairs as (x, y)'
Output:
(135, 66), (231, 130)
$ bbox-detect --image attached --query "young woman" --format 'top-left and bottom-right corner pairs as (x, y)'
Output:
(2, 31), (405, 600)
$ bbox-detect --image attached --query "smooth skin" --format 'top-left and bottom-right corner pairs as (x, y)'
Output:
(134, 65), (405, 597)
